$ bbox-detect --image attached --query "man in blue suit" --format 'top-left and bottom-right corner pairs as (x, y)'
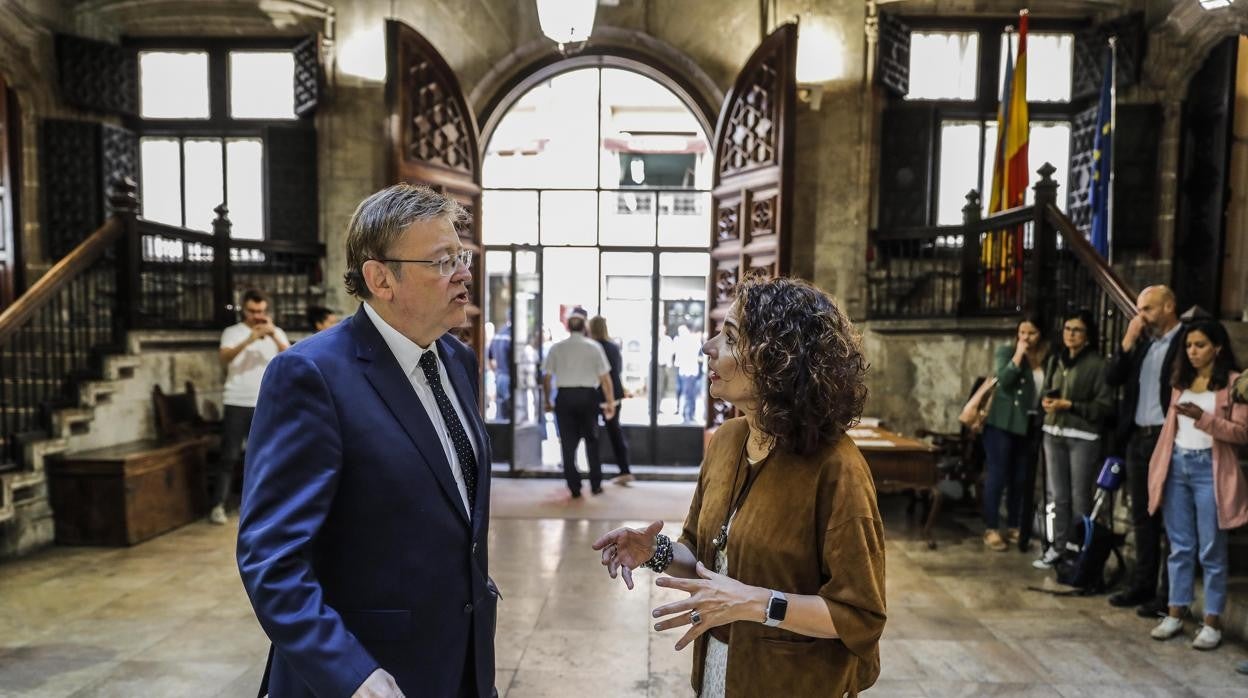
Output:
(237, 184), (496, 697)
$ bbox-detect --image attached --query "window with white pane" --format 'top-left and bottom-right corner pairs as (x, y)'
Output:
(899, 20), (1078, 226)
(134, 41), (304, 240)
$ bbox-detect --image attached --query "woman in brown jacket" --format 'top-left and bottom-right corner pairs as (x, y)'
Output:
(592, 277), (887, 697)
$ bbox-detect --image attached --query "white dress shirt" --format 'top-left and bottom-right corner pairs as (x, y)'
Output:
(363, 302), (477, 518)
(542, 333), (610, 388)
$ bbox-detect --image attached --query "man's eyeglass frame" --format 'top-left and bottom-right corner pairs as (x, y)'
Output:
(374, 250), (473, 277)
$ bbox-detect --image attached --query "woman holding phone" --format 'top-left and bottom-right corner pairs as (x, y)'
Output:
(1146, 319), (1248, 650)
(1036, 309), (1113, 569)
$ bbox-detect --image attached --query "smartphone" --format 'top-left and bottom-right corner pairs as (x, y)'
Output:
(1044, 389), (1060, 399)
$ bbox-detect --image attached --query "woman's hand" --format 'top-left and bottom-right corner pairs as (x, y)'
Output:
(651, 561), (769, 651)
(591, 521), (663, 590)
(1176, 401), (1204, 420)
(1041, 397), (1072, 414)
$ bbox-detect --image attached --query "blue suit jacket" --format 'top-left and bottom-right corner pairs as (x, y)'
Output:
(237, 306), (496, 697)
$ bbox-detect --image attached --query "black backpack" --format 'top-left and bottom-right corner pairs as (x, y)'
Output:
(1053, 514), (1125, 594)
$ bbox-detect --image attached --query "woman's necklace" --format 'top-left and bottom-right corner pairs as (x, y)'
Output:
(712, 435), (772, 552)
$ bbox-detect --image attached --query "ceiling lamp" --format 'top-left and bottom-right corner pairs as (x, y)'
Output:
(1199, 0), (1233, 9)
(536, 0), (598, 53)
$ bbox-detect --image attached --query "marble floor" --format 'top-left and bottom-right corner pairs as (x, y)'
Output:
(2, 480), (1247, 697)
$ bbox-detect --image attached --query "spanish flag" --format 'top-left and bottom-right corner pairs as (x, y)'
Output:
(985, 10), (1030, 299)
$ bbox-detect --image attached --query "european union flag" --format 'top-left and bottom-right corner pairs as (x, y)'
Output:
(1089, 46), (1113, 259)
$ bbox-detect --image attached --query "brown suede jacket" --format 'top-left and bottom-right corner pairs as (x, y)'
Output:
(677, 418), (887, 697)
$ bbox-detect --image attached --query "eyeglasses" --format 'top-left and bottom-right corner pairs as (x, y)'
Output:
(375, 250), (473, 277)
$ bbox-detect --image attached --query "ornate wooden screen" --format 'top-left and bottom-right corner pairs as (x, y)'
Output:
(385, 20), (484, 360)
(706, 23), (797, 428)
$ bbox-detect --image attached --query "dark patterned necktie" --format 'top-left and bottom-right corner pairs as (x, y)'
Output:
(418, 350), (477, 509)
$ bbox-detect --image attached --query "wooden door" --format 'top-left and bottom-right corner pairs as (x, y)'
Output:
(385, 20), (484, 359)
(706, 24), (797, 429)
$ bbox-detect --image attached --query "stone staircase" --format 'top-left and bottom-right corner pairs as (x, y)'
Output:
(0, 351), (142, 557)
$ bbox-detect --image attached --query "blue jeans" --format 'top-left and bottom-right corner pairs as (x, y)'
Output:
(1163, 446), (1227, 615)
(981, 425), (1030, 529)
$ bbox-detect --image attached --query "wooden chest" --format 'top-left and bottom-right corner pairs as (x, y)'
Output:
(48, 438), (210, 546)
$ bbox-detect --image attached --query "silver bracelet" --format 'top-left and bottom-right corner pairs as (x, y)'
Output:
(643, 533), (673, 573)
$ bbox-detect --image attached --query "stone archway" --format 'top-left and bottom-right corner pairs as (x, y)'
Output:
(469, 26), (724, 140)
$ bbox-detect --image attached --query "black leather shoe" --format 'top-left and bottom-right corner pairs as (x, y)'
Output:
(571, 490), (582, 499)
(1109, 588), (1152, 608)
(1136, 597), (1167, 619)
(591, 487), (604, 496)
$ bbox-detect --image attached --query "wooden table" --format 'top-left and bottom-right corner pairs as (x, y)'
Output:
(849, 426), (941, 548)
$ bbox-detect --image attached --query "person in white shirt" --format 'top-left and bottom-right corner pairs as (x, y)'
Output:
(214, 289), (289, 524)
(543, 313), (615, 498)
(674, 324), (704, 423)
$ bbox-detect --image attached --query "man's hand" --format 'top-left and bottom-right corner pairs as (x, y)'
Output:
(352, 668), (404, 698)
(1042, 397), (1072, 414)
(603, 401), (616, 420)
(1122, 314), (1147, 353)
(250, 319), (275, 341)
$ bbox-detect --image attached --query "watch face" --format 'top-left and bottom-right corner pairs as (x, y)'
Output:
(769, 596), (788, 621)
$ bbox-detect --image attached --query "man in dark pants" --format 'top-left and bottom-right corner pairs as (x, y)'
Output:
(1105, 285), (1183, 617)
(542, 314), (615, 498)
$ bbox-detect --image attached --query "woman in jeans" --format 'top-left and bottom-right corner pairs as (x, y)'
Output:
(1036, 309), (1113, 569)
(1147, 319), (1248, 650)
(981, 315), (1049, 552)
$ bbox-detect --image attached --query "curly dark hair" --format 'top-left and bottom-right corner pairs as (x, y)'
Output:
(1171, 319), (1239, 391)
(733, 277), (869, 456)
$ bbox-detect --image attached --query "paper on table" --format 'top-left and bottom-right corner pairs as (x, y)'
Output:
(857, 417), (881, 427)
(846, 428), (876, 438)
(852, 439), (896, 448)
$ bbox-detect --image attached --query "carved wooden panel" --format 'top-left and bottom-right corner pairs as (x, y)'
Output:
(293, 35), (322, 118)
(1072, 13), (1145, 103)
(707, 24), (796, 429)
(876, 12), (911, 98)
(385, 20), (485, 371)
(55, 34), (137, 116)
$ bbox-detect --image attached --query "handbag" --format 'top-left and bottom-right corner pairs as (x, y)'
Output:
(958, 376), (997, 433)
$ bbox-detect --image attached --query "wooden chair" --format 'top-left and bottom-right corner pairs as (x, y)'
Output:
(152, 382), (218, 443)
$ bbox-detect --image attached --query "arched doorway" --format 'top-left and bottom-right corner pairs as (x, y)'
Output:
(480, 61), (713, 471)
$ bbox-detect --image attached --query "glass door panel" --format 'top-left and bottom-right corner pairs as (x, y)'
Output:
(483, 250), (513, 424)
(659, 252), (709, 426)
(599, 252), (654, 426)
(511, 249), (543, 469)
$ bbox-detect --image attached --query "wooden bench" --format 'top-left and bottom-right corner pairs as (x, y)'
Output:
(48, 437), (211, 546)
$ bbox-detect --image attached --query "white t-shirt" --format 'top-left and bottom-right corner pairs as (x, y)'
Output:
(1175, 388), (1217, 451)
(542, 333), (609, 388)
(220, 322), (289, 408)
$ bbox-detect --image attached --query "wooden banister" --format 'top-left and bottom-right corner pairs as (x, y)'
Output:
(0, 216), (123, 345)
(1043, 203), (1138, 317)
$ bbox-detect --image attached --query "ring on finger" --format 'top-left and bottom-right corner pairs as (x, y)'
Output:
(689, 609), (702, 626)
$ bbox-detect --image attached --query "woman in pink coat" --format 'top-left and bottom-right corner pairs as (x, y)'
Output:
(1147, 319), (1248, 650)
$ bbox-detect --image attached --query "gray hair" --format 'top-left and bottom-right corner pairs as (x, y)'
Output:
(343, 184), (467, 298)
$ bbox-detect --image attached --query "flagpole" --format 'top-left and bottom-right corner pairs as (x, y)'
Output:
(1108, 36), (1117, 267)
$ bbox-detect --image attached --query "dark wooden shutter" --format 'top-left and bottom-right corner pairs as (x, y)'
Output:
(41, 119), (136, 259)
(293, 35), (322, 118)
(877, 105), (935, 229)
(1066, 103), (1099, 237)
(385, 20), (484, 362)
(55, 34), (137, 116)
(707, 23), (797, 429)
(1072, 13), (1146, 103)
(876, 12), (911, 98)
(264, 125), (318, 242)
(1112, 105), (1160, 251)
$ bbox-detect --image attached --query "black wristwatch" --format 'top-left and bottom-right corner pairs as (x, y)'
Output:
(763, 589), (788, 627)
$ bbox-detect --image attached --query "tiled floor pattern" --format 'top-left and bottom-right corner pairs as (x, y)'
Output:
(1, 481), (1247, 697)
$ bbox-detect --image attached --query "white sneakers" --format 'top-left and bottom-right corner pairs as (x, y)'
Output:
(209, 504), (227, 525)
(1150, 616), (1183, 640)
(612, 473), (635, 486)
(1191, 625), (1222, 650)
(1031, 549), (1061, 569)
(1150, 616), (1222, 650)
